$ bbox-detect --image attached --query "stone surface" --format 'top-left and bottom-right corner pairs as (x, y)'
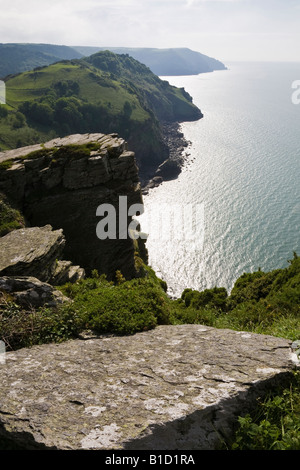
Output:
(50, 261), (85, 286)
(0, 225), (65, 282)
(0, 133), (145, 279)
(0, 276), (70, 308)
(0, 324), (298, 450)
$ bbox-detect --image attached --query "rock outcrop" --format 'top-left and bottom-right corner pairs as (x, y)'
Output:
(0, 324), (298, 450)
(0, 225), (65, 282)
(0, 276), (69, 308)
(0, 224), (82, 307)
(0, 133), (144, 280)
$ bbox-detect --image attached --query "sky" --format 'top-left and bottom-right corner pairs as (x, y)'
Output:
(0, 0), (299, 63)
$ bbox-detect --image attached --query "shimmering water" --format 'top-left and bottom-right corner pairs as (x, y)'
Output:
(138, 62), (300, 298)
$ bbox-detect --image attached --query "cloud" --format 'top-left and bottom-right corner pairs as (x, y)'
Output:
(0, 0), (298, 61)
(186, 0), (241, 4)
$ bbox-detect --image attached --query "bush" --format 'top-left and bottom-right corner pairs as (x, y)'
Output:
(0, 291), (85, 351)
(59, 275), (171, 336)
(181, 286), (228, 311)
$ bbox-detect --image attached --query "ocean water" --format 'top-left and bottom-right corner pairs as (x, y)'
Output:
(138, 62), (300, 298)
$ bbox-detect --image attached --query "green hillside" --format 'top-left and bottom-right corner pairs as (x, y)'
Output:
(0, 43), (83, 79)
(0, 44), (226, 79)
(0, 51), (202, 175)
(75, 46), (227, 76)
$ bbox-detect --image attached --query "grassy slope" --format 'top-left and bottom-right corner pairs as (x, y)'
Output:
(75, 46), (227, 76)
(0, 51), (201, 177)
(0, 44), (226, 80)
(0, 52), (201, 158)
(6, 62), (149, 121)
(0, 43), (83, 79)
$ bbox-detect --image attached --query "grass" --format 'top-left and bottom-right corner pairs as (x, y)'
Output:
(0, 193), (25, 236)
(0, 51), (201, 166)
(6, 63), (148, 122)
(226, 371), (300, 450)
(0, 265), (171, 350)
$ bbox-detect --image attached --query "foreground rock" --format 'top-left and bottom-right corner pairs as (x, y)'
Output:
(0, 325), (298, 450)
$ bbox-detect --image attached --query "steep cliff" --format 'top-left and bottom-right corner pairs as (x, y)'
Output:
(0, 133), (145, 280)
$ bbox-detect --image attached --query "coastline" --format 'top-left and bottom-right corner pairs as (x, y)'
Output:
(142, 121), (192, 195)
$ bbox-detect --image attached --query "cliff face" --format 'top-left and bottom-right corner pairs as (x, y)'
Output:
(0, 133), (145, 280)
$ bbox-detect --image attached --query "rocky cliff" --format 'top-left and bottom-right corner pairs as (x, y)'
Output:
(0, 133), (145, 280)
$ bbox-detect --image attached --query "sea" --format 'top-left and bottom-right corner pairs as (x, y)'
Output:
(137, 61), (300, 298)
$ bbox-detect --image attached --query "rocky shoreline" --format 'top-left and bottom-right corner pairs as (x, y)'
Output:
(142, 121), (192, 194)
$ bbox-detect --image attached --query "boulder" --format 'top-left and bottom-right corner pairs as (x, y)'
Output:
(50, 261), (85, 286)
(0, 225), (65, 282)
(0, 324), (298, 450)
(0, 276), (70, 308)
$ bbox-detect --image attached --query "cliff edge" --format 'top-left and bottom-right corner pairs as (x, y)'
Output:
(0, 133), (145, 280)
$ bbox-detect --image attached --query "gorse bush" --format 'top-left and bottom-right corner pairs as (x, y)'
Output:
(0, 268), (171, 351)
(172, 252), (300, 341)
(59, 270), (171, 336)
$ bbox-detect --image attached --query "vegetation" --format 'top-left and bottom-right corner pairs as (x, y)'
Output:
(0, 43), (82, 79)
(2, 253), (298, 351)
(0, 44), (226, 82)
(171, 252), (300, 342)
(0, 264), (171, 350)
(0, 193), (25, 236)
(0, 51), (201, 176)
(227, 371), (300, 450)
(0, 252), (299, 450)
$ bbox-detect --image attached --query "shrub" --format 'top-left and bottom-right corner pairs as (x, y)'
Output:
(181, 286), (228, 311)
(0, 291), (85, 351)
(59, 275), (171, 336)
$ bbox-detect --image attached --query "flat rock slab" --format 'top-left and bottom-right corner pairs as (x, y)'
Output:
(0, 325), (298, 450)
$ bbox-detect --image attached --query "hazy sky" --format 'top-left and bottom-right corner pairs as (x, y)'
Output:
(0, 0), (299, 63)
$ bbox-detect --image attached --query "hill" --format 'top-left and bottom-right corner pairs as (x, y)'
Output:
(75, 46), (227, 76)
(0, 51), (202, 178)
(0, 44), (226, 79)
(0, 43), (83, 79)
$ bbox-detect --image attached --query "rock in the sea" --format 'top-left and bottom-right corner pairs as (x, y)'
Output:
(0, 276), (70, 308)
(0, 324), (298, 450)
(0, 225), (65, 282)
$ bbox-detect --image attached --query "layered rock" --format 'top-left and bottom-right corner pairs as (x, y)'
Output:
(0, 276), (69, 308)
(0, 133), (144, 279)
(0, 324), (298, 450)
(0, 225), (65, 282)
